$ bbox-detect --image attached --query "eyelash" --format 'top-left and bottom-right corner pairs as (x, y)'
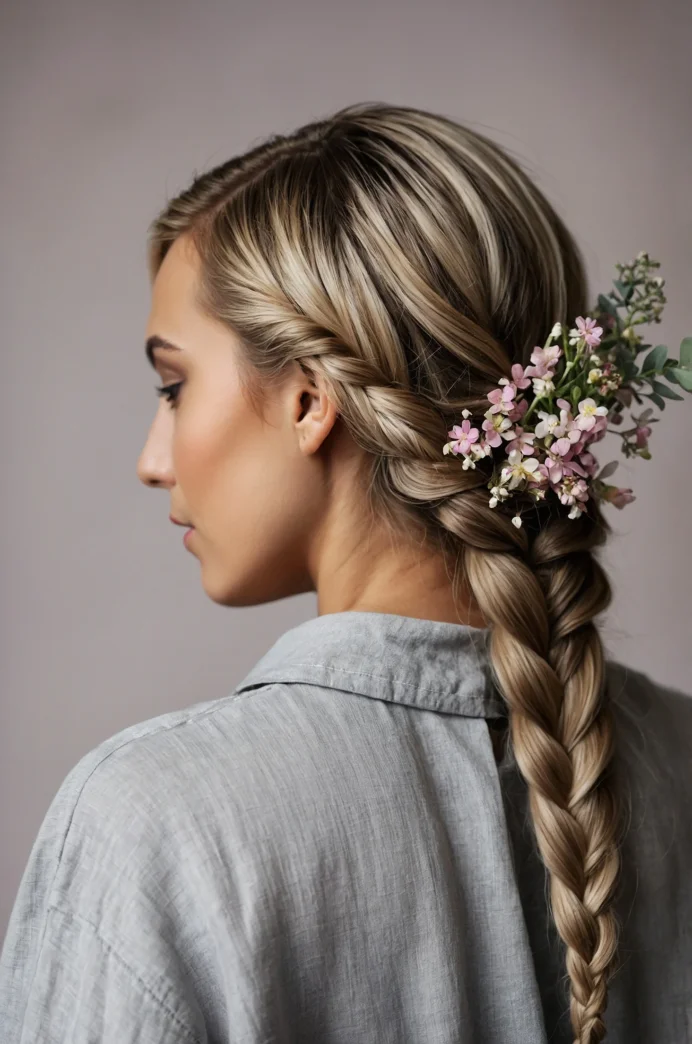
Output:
(155, 381), (183, 408)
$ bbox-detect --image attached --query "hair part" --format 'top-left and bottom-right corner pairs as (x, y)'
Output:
(148, 101), (627, 1042)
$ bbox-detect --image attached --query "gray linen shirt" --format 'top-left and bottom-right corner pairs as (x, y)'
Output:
(1, 610), (691, 1043)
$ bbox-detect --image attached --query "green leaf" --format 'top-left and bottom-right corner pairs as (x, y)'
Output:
(671, 367), (692, 391)
(642, 344), (668, 373)
(597, 293), (619, 319)
(651, 379), (684, 401)
(598, 461), (619, 480)
(614, 279), (634, 303)
(680, 337), (692, 369)
(647, 391), (666, 409)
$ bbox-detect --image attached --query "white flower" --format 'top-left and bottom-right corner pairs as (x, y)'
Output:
(483, 410), (514, 437)
(461, 408), (472, 419)
(511, 515), (523, 528)
(587, 368), (603, 384)
(535, 410), (562, 439)
(568, 504), (582, 519)
(589, 354), (602, 366)
(500, 449), (541, 490)
(576, 397), (609, 431)
(532, 376), (555, 398)
(550, 322), (562, 339)
(461, 456), (476, 470)
(488, 485), (510, 509)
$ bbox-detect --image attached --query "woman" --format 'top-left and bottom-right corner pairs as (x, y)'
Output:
(1, 103), (691, 1044)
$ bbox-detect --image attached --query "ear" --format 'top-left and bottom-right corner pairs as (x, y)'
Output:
(292, 364), (340, 456)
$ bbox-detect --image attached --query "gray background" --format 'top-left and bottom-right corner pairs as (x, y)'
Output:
(2, 0), (690, 939)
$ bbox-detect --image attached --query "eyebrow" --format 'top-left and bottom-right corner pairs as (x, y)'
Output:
(145, 335), (183, 368)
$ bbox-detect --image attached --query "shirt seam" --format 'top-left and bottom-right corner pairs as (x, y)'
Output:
(235, 661), (497, 704)
(46, 902), (201, 1043)
(250, 660), (466, 684)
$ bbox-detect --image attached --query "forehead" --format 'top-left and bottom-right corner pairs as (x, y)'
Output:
(148, 235), (202, 324)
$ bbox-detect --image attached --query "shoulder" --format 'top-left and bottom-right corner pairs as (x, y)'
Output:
(0, 695), (246, 1044)
(9, 686), (296, 915)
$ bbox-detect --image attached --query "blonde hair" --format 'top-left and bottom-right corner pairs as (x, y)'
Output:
(147, 102), (626, 1043)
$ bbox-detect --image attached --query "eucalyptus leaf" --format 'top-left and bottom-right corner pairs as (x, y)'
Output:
(614, 279), (634, 303)
(597, 293), (619, 319)
(642, 344), (668, 373)
(597, 461), (619, 480)
(651, 379), (684, 401)
(647, 391), (666, 410)
(671, 367), (692, 391)
(680, 337), (692, 369)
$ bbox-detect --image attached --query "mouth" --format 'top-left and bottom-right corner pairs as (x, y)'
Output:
(170, 515), (193, 528)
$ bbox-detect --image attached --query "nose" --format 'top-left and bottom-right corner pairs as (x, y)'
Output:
(136, 407), (175, 489)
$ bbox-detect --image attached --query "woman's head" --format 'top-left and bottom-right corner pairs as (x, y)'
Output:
(140, 102), (624, 1041)
(139, 102), (592, 609)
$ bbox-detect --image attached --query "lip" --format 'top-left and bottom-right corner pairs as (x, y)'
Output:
(183, 527), (195, 548)
(170, 515), (191, 527)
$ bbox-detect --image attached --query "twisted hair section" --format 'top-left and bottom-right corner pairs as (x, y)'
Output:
(147, 102), (627, 1042)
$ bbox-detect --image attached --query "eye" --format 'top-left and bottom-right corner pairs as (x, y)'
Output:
(155, 381), (183, 408)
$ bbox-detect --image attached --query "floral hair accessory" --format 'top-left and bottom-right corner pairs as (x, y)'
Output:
(442, 252), (692, 528)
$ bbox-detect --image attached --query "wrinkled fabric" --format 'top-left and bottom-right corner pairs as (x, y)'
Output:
(1, 610), (691, 1043)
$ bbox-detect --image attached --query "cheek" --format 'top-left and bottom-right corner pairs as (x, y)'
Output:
(172, 412), (228, 500)
(172, 403), (313, 543)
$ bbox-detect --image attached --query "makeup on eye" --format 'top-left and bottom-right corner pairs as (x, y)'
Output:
(155, 380), (183, 407)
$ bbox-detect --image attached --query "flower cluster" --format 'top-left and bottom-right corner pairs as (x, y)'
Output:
(442, 252), (692, 528)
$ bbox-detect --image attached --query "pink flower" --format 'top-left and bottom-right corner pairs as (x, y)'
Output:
(524, 344), (562, 378)
(508, 397), (528, 423)
(635, 424), (652, 449)
(577, 450), (599, 477)
(511, 363), (532, 390)
(447, 419), (480, 456)
(552, 428), (582, 457)
(580, 415), (608, 445)
(558, 476), (590, 507)
(482, 411), (514, 448)
(572, 316), (603, 348)
(543, 451), (587, 486)
(487, 383), (517, 415)
(602, 486), (636, 509)
(505, 426), (536, 456)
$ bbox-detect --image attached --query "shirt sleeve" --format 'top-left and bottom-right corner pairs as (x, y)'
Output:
(0, 736), (205, 1044)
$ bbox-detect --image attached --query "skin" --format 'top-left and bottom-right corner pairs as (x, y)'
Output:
(137, 233), (487, 629)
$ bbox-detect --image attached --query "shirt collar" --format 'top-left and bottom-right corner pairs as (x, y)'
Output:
(233, 610), (506, 719)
